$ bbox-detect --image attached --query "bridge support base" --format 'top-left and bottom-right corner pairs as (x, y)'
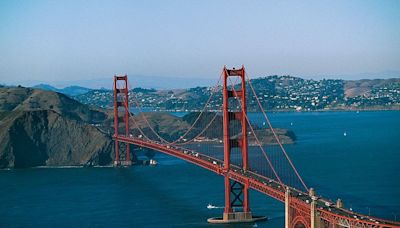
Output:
(113, 160), (132, 167)
(207, 212), (267, 224)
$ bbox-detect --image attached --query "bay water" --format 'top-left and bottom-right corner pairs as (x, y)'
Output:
(0, 111), (399, 227)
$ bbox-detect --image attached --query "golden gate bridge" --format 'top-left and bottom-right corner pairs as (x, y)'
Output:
(112, 66), (399, 228)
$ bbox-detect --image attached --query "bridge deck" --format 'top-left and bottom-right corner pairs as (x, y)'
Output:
(115, 135), (400, 228)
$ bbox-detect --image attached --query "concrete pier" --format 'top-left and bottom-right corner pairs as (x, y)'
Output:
(113, 160), (132, 166)
(208, 211), (267, 224)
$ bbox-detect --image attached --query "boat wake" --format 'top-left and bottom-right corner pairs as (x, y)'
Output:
(207, 204), (223, 209)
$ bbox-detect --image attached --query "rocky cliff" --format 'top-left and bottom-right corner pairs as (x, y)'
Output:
(0, 87), (115, 168)
(0, 110), (114, 168)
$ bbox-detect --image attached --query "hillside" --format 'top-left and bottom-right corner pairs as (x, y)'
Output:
(0, 86), (109, 123)
(74, 76), (400, 111)
(344, 78), (400, 97)
(0, 86), (115, 168)
(0, 110), (113, 168)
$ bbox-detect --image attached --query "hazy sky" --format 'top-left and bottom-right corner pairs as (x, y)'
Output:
(1, 0), (399, 85)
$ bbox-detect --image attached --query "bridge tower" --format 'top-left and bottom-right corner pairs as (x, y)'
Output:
(113, 75), (132, 166)
(222, 66), (250, 221)
(209, 66), (265, 223)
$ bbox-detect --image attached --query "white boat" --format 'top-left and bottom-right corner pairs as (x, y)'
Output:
(149, 159), (157, 166)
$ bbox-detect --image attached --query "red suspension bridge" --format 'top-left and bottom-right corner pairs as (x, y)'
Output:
(112, 66), (399, 228)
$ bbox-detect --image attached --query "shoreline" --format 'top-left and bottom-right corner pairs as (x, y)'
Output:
(125, 107), (400, 113)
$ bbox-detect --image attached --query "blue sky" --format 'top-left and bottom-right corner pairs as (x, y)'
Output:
(0, 0), (399, 86)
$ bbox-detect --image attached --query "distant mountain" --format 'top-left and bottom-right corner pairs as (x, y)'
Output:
(61, 86), (92, 96)
(33, 84), (92, 96)
(33, 83), (59, 91)
(17, 75), (216, 90)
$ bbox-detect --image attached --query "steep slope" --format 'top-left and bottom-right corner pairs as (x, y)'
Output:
(0, 86), (115, 168)
(0, 110), (113, 168)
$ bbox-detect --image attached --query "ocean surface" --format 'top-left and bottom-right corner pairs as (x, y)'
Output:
(0, 111), (399, 227)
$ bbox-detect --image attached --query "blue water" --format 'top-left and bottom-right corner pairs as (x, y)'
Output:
(0, 111), (399, 227)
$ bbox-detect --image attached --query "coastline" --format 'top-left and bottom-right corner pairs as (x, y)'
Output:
(130, 106), (400, 113)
